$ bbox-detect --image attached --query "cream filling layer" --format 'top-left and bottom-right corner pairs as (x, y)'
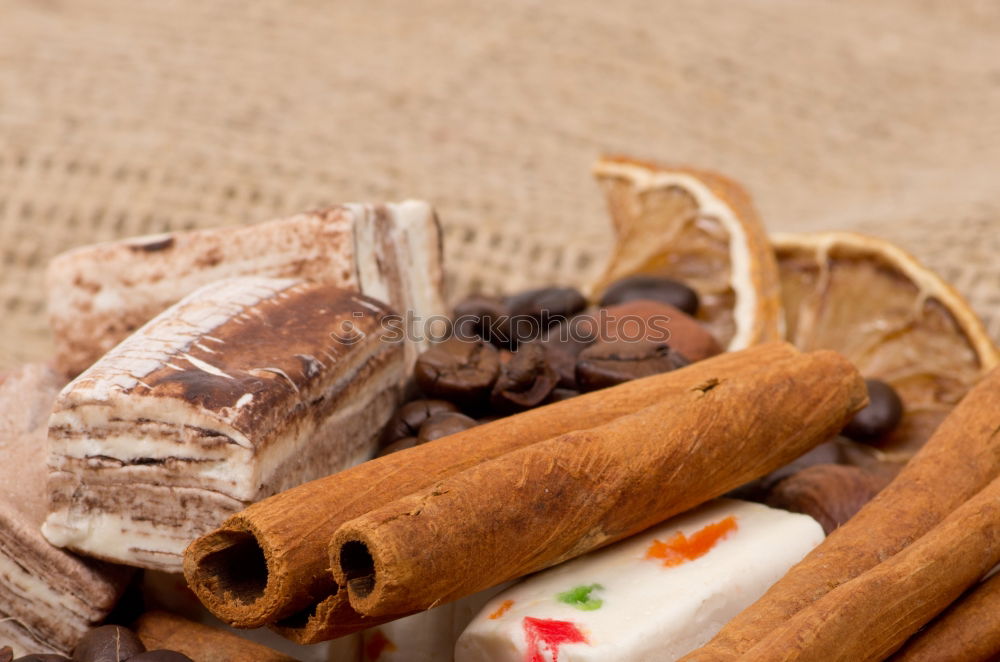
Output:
(0, 552), (94, 653)
(44, 421), (385, 573)
(48, 347), (401, 502)
(42, 497), (242, 571)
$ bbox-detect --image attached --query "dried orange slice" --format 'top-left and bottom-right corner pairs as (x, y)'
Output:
(590, 156), (781, 351)
(775, 231), (999, 458)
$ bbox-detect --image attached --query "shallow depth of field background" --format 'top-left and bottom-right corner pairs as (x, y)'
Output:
(1, 0), (998, 369)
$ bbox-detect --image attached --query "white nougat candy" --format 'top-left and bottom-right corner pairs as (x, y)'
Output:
(43, 277), (406, 571)
(455, 499), (824, 662)
(360, 585), (511, 662)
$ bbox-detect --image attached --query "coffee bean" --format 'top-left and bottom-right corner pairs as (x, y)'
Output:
(13, 655), (71, 662)
(417, 412), (479, 443)
(452, 295), (509, 343)
(127, 653), (193, 662)
(376, 436), (419, 457)
(414, 339), (500, 406)
(491, 343), (560, 411)
(380, 399), (460, 444)
(547, 388), (580, 403)
(766, 464), (892, 535)
(0, 646), (11, 662)
(725, 440), (843, 502)
(532, 311), (600, 376)
(534, 319), (591, 353)
(72, 625), (145, 662)
(842, 379), (904, 442)
(536, 344), (578, 390)
(576, 339), (689, 391)
(507, 287), (587, 323)
(599, 275), (700, 316)
(506, 287), (587, 346)
(598, 300), (721, 362)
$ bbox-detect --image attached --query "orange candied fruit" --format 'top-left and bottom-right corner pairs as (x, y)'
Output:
(645, 515), (738, 567)
(489, 599), (515, 620)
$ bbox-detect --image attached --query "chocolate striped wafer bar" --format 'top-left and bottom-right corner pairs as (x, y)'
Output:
(46, 200), (445, 377)
(42, 277), (405, 571)
(0, 364), (131, 656)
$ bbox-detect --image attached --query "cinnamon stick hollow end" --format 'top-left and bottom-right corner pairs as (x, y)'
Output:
(267, 590), (392, 644)
(333, 349), (867, 618)
(182, 518), (278, 628)
(43, 277), (406, 572)
(184, 509), (342, 628)
(186, 343), (801, 631)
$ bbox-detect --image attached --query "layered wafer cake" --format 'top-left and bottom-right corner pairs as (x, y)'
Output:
(47, 200), (445, 377)
(43, 277), (406, 571)
(0, 364), (131, 656)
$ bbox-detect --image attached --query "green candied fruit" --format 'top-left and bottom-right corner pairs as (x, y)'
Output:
(556, 583), (604, 611)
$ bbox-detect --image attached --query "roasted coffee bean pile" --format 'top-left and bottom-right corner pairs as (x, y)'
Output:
(1, 625), (193, 662)
(380, 275), (908, 466)
(379, 276), (718, 456)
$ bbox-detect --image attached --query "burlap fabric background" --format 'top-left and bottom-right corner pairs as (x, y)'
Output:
(2, 1), (998, 370)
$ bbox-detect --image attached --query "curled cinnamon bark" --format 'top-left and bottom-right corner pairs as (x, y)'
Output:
(134, 611), (295, 662)
(890, 571), (1000, 662)
(740, 475), (1000, 662)
(184, 343), (799, 631)
(331, 350), (864, 618)
(681, 364), (1000, 662)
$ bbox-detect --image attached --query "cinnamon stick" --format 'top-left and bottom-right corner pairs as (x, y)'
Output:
(331, 349), (865, 617)
(680, 363), (1000, 662)
(739, 474), (1000, 662)
(133, 611), (296, 662)
(268, 587), (371, 645)
(890, 571), (1000, 662)
(184, 342), (797, 629)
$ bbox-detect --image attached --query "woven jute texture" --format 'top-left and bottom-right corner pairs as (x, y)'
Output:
(2, 1), (999, 370)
